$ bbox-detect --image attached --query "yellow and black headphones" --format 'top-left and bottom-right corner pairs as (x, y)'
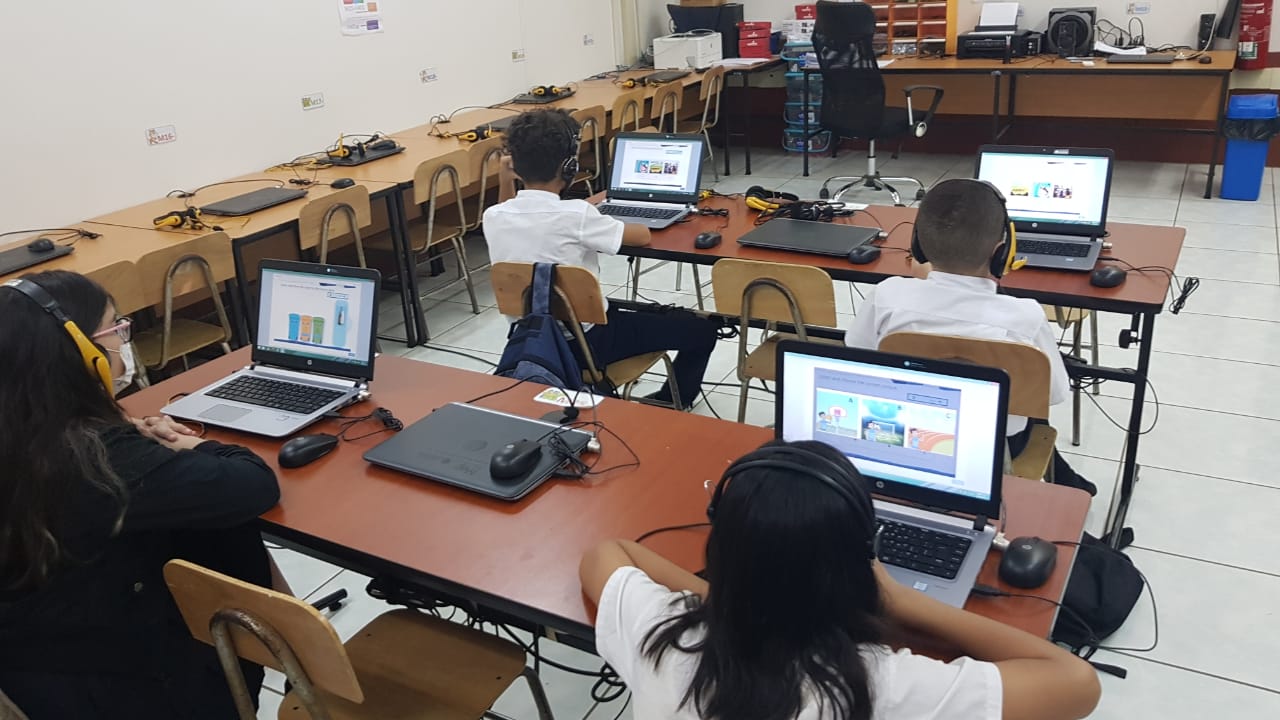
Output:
(911, 179), (1025, 278)
(744, 185), (800, 212)
(455, 125), (498, 143)
(616, 78), (639, 89)
(153, 207), (221, 232)
(531, 85), (568, 97)
(2, 278), (115, 394)
(707, 444), (881, 560)
(558, 113), (582, 185)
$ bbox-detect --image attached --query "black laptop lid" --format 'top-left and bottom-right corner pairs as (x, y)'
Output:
(737, 218), (880, 256)
(775, 341), (1008, 521)
(975, 145), (1115, 237)
(200, 187), (309, 217)
(253, 260), (381, 381)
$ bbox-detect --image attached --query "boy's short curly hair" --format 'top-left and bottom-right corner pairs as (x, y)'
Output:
(914, 179), (1009, 274)
(504, 109), (580, 184)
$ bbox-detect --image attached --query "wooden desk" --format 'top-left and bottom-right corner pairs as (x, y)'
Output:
(621, 200), (1182, 548)
(120, 350), (1089, 648)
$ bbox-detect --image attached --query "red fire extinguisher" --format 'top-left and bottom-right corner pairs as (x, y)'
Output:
(1237, 0), (1273, 70)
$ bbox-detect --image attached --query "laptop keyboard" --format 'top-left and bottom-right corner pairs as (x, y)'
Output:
(877, 519), (972, 580)
(207, 376), (345, 415)
(599, 204), (682, 220)
(1018, 238), (1093, 258)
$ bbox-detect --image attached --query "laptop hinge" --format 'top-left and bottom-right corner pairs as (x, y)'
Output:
(249, 362), (369, 388)
(973, 514), (988, 532)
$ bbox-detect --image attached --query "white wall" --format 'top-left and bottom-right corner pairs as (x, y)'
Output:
(0, 1), (616, 230)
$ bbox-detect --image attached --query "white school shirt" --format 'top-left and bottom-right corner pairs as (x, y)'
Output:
(596, 567), (1002, 720)
(483, 189), (624, 319)
(844, 271), (1070, 435)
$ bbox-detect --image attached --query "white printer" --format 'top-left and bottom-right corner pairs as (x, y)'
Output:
(653, 31), (723, 70)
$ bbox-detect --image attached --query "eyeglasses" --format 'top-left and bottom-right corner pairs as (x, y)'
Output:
(91, 317), (133, 343)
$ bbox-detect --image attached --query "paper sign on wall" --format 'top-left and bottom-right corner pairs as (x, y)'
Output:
(338, 0), (383, 36)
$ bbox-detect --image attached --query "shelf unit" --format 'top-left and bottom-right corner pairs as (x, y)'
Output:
(869, 0), (959, 57)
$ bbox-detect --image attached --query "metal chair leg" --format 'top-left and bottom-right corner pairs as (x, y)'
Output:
(1089, 311), (1100, 396)
(521, 667), (557, 720)
(736, 379), (749, 423)
(452, 237), (480, 314)
(692, 265), (705, 310)
(1072, 319), (1084, 447)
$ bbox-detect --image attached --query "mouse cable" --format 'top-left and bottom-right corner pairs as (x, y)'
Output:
(324, 406), (404, 441)
(0, 227), (101, 242)
(419, 344), (500, 369)
(635, 521), (712, 544)
(458, 377), (528, 406)
(969, 584), (1131, 677)
(1097, 257), (1199, 314)
(1051, 540), (1159, 656)
(1078, 372), (1161, 436)
(167, 178), (287, 202)
(495, 623), (624, 691)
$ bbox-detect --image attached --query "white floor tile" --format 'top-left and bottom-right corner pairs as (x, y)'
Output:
(403, 345), (501, 372)
(1086, 652), (1280, 720)
(1095, 311), (1280, 367)
(712, 173), (796, 195)
(1174, 247), (1280, 284)
(1111, 161), (1188, 200)
(694, 388), (776, 426)
(1174, 278), (1280, 321)
(421, 299), (485, 339)
(256, 688), (283, 720)
(268, 547), (343, 602)
(1141, 352), (1280, 420)
(1106, 196), (1180, 223)
(1176, 220), (1278, 254)
(429, 307), (517, 354)
(1177, 196), (1278, 227)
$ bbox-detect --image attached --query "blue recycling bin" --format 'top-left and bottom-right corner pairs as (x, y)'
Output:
(1221, 94), (1279, 201)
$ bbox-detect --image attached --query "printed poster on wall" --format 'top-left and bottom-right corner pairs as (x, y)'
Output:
(338, 0), (383, 36)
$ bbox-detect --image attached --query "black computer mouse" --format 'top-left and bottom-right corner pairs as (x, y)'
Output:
(1199, 55), (1213, 64)
(999, 536), (1059, 589)
(1090, 265), (1127, 288)
(330, 178), (356, 189)
(848, 244), (882, 264)
(694, 231), (722, 250)
(26, 237), (56, 253)
(278, 433), (339, 468)
(490, 439), (543, 481)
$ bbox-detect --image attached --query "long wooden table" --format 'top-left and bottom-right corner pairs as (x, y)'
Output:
(620, 200), (1183, 547)
(121, 350), (1089, 650)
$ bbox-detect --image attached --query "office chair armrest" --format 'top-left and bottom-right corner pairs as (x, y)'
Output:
(902, 85), (945, 128)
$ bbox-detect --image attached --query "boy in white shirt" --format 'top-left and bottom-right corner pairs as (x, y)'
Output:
(483, 109), (717, 408)
(845, 179), (1095, 495)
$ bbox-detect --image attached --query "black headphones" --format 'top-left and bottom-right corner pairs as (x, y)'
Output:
(744, 185), (800, 211)
(2, 278), (115, 394)
(559, 113), (581, 185)
(910, 179), (1024, 278)
(707, 444), (880, 559)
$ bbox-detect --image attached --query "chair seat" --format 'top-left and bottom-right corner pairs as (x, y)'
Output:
(1042, 304), (1091, 328)
(1008, 424), (1058, 481)
(590, 351), (670, 387)
(824, 106), (912, 141)
(743, 333), (842, 381)
(278, 609), (526, 720)
(368, 206), (465, 255)
(134, 320), (228, 368)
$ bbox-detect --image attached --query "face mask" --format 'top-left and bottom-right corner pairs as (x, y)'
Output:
(111, 342), (137, 394)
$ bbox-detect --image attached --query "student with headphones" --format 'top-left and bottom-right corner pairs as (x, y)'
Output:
(845, 179), (1097, 496)
(483, 109), (717, 409)
(0, 270), (281, 719)
(580, 439), (1101, 720)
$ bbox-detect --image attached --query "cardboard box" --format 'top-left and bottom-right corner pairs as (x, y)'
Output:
(654, 31), (724, 69)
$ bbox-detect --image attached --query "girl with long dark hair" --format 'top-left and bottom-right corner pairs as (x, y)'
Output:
(581, 439), (1100, 720)
(0, 270), (280, 719)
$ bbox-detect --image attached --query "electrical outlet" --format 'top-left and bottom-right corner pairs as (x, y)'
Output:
(1127, 2), (1151, 14)
(301, 92), (325, 111)
(511, 48), (526, 62)
(583, 34), (594, 46)
(420, 67), (438, 84)
(145, 125), (177, 146)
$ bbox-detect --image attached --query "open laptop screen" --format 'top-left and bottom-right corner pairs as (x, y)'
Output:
(975, 145), (1114, 236)
(255, 261), (380, 380)
(607, 132), (704, 203)
(776, 341), (1007, 520)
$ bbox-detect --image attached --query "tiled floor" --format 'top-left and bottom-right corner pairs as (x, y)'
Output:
(258, 148), (1280, 718)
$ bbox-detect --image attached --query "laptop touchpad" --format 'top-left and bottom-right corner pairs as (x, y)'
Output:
(200, 404), (253, 422)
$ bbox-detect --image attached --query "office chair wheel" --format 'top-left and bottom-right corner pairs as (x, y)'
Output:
(915, 188), (926, 201)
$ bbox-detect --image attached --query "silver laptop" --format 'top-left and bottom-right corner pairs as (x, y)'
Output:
(163, 260), (381, 438)
(975, 145), (1115, 271)
(776, 341), (1009, 608)
(596, 132), (705, 229)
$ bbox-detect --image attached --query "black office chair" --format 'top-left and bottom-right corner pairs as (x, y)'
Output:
(806, 0), (944, 206)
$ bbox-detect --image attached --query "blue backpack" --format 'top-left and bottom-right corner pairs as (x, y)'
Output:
(495, 263), (584, 391)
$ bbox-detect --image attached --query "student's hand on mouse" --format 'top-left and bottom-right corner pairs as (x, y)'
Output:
(134, 414), (199, 443)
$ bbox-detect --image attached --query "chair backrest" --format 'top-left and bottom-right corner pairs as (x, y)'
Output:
(697, 65), (727, 130)
(878, 332), (1052, 418)
(491, 261), (608, 379)
(608, 125), (659, 164)
(468, 136), (506, 230)
(297, 185), (372, 257)
(610, 86), (646, 131)
(413, 149), (470, 246)
(813, 0), (886, 139)
(0, 689), (30, 720)
(85, 260), (145, 316)
(135, 232), (235, 365)
(650, 83), (683, 132)
(570, 105), (607, 180)
(163, 559), (365, 704)
(711, 258), (837, 331)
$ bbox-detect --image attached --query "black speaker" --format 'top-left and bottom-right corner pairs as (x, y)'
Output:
(1199, 13), (1217, 50)
(1218, 0), (1241, 39)
(667, 3), (744, 59)
(1046, 7), (1096, 58)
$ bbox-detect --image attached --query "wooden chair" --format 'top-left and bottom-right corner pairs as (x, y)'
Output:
(491, 262), (683, 409)
(570, 105), (607, 194)
(297, 186), (373, 266)
(0, 689), (30, 720)
(1044, 305), (1098, 446)
(609, 86), (645, 133)
(650, 83), (683, 133)
(84, 261), (152, 389)
(711, 259), (841, 423)
(878, 332), (1058, 482)
(163, 559), (554, 720)
(677, 65), (726, 181)
(132, 232), (235, 374)
(465, 135), (505, 233)
(411, 150), (479, 315)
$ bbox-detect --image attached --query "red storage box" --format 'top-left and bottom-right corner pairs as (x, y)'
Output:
(740, 27), (772, 39)
(738, 21), (772, 31)
(739, 37), (773, 58)
(796, 4), (817, 19)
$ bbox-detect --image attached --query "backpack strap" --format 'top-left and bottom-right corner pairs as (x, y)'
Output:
(530, 262), (556, 316)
